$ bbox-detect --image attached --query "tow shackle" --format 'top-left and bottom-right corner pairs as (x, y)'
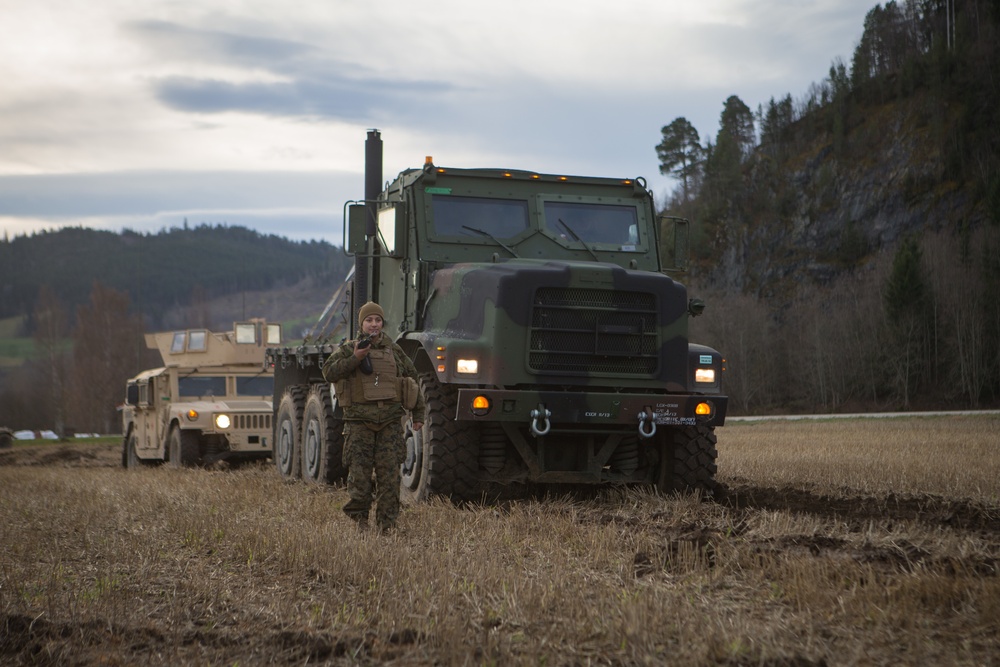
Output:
(530, 404), (552, 437)
(638, 409), (657, 439)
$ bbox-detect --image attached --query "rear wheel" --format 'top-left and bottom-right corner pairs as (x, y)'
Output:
(655, 424), (718, 495)
(400, 372), (479, 503)
(301, 384), (346, 484)
(274, 386), (306, 480)
(168, 426), (201, 468)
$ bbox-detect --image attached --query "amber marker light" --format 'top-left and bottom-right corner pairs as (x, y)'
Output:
(186, 409), (199, 421)
(695, 402), (713, 416)
(471, 395), (491, 416)
(558, 176), (568, 181)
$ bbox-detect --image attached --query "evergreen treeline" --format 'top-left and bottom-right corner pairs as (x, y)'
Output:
(657, 0), (1000, 412)
(0, 223), (348, 331)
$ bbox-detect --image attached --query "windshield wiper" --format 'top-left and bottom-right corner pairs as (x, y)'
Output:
(462, 225), (520, 258)
(558, 219), (600, 261)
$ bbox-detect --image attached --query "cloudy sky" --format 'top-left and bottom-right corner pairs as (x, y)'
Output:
(1, 0), (874, 244)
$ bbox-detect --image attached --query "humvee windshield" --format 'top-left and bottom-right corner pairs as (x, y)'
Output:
(237, 376), (274, 397)
(429, 194), (640, 246)
(178, 376), (226, 398)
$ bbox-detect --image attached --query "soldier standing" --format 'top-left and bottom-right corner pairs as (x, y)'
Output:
(322, 302), (425, 532)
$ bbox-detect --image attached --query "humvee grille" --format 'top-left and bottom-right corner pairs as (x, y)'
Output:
(234, 413), (272, 430)
(529, 288), (658, 375)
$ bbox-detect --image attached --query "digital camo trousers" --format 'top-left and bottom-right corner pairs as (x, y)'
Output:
(341, 420), (405, 529)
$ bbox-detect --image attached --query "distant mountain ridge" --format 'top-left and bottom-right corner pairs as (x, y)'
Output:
(0, 224), (351, 332)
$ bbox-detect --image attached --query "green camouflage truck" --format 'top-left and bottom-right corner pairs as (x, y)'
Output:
(266, 130), (727, 500)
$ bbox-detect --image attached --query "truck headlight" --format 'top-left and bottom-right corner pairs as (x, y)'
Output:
(456, 359), (479, 374)
(694, 368), (716, 384)
(214, 414), (231, 430)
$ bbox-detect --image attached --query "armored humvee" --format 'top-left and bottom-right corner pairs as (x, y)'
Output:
(266, 130), (727, 500)
(121, 320), (280, 468)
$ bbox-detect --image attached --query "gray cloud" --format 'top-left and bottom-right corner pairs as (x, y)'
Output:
(127, 19), (454, 121)
(127, 19), (317, 69)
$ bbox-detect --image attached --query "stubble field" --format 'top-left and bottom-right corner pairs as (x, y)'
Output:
(1, 415), (998, 665)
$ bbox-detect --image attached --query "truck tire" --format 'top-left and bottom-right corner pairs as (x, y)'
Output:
(656, 424), (718, 495)
(168, 426), (201, 468)
(301, 384), (346, 484)
(401, 372), (479, 503)
(274, 386), (306, 480)
(124, 432), (141, 468)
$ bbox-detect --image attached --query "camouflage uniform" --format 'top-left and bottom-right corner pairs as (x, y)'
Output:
(322, 332), (425, 531)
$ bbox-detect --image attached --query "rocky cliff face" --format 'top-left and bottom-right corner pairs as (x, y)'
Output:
(702, 97), (987, 300)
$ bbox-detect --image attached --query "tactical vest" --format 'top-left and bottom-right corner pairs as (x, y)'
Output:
(335, 344), (401, 407)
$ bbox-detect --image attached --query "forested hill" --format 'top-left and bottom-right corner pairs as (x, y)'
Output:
(0, 224), (351, 330)
(654, 1), (1000, 412)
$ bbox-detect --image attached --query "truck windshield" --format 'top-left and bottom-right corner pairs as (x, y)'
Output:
(237, 376), (274, 397)
(544, 201), (639, 245)
(178, 376), (226, 398)
(431, 196), (529, 239)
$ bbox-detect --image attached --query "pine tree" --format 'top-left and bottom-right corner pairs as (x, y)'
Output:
(655, 117), (704, 202)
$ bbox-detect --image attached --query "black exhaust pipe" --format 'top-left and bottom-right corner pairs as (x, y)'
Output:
(355, 129), (382, 321)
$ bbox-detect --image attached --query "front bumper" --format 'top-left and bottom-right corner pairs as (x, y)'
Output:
(455, 389), (727, 430)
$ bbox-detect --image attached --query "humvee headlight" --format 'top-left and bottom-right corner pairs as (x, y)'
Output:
(695, 402), (713, 417)
(456, 358), (478, 374)
(215, 414), (231, 430)
(471, 395), (491, 416)
(694, 368), (716, 384)
(186, 409), (199, 421)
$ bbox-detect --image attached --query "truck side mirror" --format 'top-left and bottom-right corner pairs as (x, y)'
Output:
(346, 204), (367, 255)
(659, 215), (690, 273)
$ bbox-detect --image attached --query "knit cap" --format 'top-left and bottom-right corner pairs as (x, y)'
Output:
(358, 301), (385, 322)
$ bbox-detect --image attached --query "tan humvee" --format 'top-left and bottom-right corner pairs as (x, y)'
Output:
(121, 320), (280, 468)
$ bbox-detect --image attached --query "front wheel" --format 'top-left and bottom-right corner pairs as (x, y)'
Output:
(400, 372), (479, 503)
(168, 426), (201, 468)
(123, 431), (143, 468)
(655, 424), (718, 495)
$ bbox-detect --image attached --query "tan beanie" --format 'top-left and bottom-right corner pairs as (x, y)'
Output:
(358, 301), (385, 322)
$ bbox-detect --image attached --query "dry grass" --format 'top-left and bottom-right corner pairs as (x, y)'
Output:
(1, 415), (998, 665)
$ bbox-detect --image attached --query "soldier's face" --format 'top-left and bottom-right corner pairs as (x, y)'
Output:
(362, 314), (383, 338)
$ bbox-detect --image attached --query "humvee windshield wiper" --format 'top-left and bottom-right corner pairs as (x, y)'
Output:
(558, 219), (600, 261)
(461, 225), (520, 258)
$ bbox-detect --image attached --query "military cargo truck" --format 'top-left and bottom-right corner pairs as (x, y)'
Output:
(121, 321), (280, 468)
(266, 130), (727, 499)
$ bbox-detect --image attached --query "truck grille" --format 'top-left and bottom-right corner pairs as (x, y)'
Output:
(529, 288), (658, 375)
(233, 413), (272, 431)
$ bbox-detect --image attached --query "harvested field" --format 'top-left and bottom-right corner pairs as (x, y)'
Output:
(2, 415), (998, 665)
